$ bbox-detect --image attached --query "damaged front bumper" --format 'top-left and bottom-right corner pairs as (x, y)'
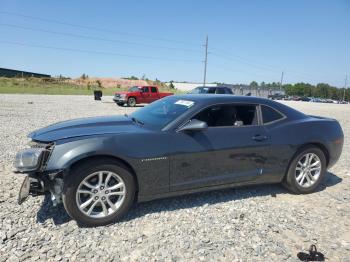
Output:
(17, 170), (64, 206)
(14, 141), (64, 206)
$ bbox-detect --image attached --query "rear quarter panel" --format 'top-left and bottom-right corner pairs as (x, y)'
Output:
(264, 116), (343, 181)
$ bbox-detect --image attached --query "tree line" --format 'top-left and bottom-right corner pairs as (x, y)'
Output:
(249, 81), (349, 101)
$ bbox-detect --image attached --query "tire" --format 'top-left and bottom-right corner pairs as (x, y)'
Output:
(283, 146), (326, 194)
(127, 97), (136, 107)
(62, 159), (135, 227)
(116, 102), (125, 106)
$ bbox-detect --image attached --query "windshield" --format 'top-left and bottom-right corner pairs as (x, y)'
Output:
(189, 87), (209, 94)
(128, 86), (141, 92)
(130, 97), (195, 129)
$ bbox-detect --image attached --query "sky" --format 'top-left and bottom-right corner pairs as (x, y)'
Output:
(0, 0), (349, 87)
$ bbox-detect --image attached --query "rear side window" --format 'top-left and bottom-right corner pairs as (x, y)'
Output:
(216, 88), (226, 94)
(261, 105), (284, 124)
(151, 87), (157, 93)
(208, 88), (216, 94)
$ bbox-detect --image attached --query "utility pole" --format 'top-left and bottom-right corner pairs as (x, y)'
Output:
(279, 71), (284, 91)
(343, 75), (348, 102)
(203, 35), (208, 87)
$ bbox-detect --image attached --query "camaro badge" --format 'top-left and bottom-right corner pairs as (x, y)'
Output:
(141, 157), (167, 162)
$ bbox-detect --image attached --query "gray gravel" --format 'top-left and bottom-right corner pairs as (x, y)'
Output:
(0, 94), (349, 261)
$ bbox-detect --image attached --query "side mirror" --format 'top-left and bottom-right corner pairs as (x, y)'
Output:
(177, 119), (208, 132)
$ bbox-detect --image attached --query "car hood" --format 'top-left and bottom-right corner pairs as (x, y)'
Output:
(29, 115), (141, 142)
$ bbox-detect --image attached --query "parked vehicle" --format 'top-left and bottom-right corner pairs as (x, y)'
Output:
(268, 94), (286, 100)
(113, 86), (173, 107)
(14, 95), (343, 226)
(188, 86), (233, 95)
(300, 97), (311, 102)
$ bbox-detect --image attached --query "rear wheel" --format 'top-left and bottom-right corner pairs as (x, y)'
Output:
(127, 97), (136, 107)
(62, 160), (135, 227)
(283, 146), (326, 194)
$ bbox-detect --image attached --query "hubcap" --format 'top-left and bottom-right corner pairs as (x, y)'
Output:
(76, 171), (126, 218)
(295, 153), (322, 188)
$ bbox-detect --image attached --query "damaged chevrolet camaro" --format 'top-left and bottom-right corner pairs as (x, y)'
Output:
(14, 95), (344, 226)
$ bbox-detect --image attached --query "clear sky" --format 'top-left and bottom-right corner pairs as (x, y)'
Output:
(0, 0), (349, 87)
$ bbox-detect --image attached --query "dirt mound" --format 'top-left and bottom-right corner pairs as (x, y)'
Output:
(68, 77), (148, 88)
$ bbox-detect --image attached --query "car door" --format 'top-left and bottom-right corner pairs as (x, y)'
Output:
(169, 103), (270, 192)
(140, 86), (151, 103)
(149, 86), (159, 102)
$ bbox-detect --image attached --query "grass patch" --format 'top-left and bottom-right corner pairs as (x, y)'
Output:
(0, 77), (184, 95)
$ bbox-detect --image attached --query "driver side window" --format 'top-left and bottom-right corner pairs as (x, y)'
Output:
(192, 104), (258, 127)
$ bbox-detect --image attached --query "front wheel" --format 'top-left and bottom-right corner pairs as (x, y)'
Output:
(127, 97), (136, 107)
(283, 146), (326, 194)
(62, 160), (135, 227)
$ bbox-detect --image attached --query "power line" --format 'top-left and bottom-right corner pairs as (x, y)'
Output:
(211, 52), (279, 74)
(203, 35), (208, 87)
(0, 23), (201, 53)
(211, 48), (319, 83)
(0, 40), (201, 63)
(0, 11), (197, 46)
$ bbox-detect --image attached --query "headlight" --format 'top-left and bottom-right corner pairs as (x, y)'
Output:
(14, 148), (45, 172)
(120, 94), (126, 99)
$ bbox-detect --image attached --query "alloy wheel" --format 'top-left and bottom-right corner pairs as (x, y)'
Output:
(76, 171), (126, 218)
(295, 153), (322, 188)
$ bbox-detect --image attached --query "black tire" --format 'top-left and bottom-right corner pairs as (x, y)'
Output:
(62, 159), (135, 227)
(127, 97), (136, 107)
(283, 146), (326, 194)
(116, 102), (125, 106)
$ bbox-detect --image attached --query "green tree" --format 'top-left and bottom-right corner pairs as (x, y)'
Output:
(80, 73), (88, 80)
(250, 81), (258, 87)
(96, 80), (102, 88)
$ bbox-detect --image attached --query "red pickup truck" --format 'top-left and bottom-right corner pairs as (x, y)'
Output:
(113, 86), (173, 107)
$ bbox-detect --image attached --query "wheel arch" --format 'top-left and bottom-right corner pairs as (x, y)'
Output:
(300, 142), (330, 167)
(283, 142), (330, 180)
(67, 155), (139, 193)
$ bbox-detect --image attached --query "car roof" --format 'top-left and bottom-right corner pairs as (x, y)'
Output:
(168, 94), (306, 119)
(171, 94), (270, 104)
(195, 86), (228, 89)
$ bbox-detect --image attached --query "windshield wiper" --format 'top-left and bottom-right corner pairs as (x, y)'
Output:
(131, 117), (144, 126)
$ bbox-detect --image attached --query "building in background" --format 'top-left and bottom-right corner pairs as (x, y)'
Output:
(0, 68), (50, 78)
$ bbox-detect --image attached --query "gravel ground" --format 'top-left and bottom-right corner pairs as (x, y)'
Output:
(0, 94), (349, 261)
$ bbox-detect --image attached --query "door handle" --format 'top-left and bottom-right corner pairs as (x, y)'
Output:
(252, 134), (268, 141)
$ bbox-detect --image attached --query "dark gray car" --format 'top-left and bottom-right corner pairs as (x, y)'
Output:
(14, 95), (344, 226)
(189, 86), (233, 94)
